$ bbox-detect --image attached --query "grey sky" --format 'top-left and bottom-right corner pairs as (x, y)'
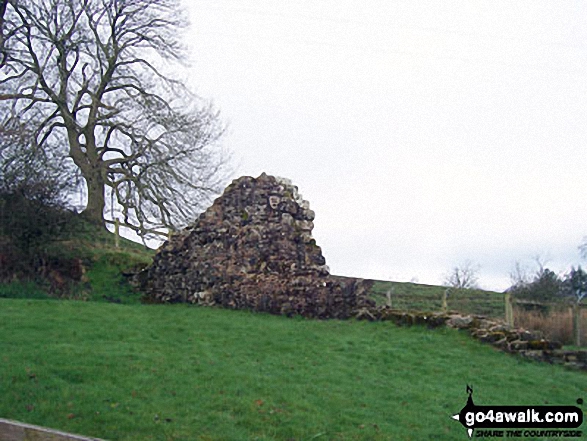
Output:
(178, 0), (587, 291)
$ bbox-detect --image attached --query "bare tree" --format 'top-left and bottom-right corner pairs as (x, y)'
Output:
(441, 260), (480, 312)
(0, 0), (226, 238)
(509, 260), (531, 288)
(532, 253), (552, 277)
(507, 254), (561, 301)
(444, 260), (480, 290)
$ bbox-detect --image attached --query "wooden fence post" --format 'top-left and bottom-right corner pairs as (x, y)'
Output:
(572, 303), (581, 347)
(114, 218), (120, 249)
(386, 287), (393, 308)
(442, 288), (449, 313)
(505, 291), (514, 327)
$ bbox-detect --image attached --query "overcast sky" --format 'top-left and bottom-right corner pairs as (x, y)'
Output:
(178, 0), (587, 291)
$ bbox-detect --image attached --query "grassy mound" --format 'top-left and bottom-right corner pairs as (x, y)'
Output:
(0, 217), (154, 304)
(0, 299), (584, 440)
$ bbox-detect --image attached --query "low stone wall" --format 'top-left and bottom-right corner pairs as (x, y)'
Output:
(355, 307), (587, 370)
(0, 418), (104, 441)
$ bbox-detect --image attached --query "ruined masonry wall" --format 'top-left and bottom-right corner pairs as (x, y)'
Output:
(143, 173), (373, 318)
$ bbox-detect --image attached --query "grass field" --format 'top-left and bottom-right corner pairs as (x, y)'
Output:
(1, 299), (585, 440)
(369, 280), (505, 318)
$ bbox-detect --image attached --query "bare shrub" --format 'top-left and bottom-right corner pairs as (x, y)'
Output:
(514, 307), (587, 346)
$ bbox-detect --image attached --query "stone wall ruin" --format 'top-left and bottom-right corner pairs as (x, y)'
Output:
(142, 173), (373, 318)
(354, 307), (587, 370)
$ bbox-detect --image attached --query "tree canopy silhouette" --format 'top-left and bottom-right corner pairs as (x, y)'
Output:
(0, 0), (226, 237)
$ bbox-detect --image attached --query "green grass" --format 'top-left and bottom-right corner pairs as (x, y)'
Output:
(83, 253), (146, 304)
(0, 299), (585, 440)
(0, 281), (53, 300)
(370, 280), (505, 318)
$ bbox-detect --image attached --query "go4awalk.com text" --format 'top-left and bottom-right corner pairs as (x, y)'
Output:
(451, 386), (584, 439)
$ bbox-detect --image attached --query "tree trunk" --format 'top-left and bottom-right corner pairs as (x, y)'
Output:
(67, 126), (106, 228)
(82, 171), (106, 228)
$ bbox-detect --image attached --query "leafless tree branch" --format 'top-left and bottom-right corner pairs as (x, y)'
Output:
(1, 0), (228, 237)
